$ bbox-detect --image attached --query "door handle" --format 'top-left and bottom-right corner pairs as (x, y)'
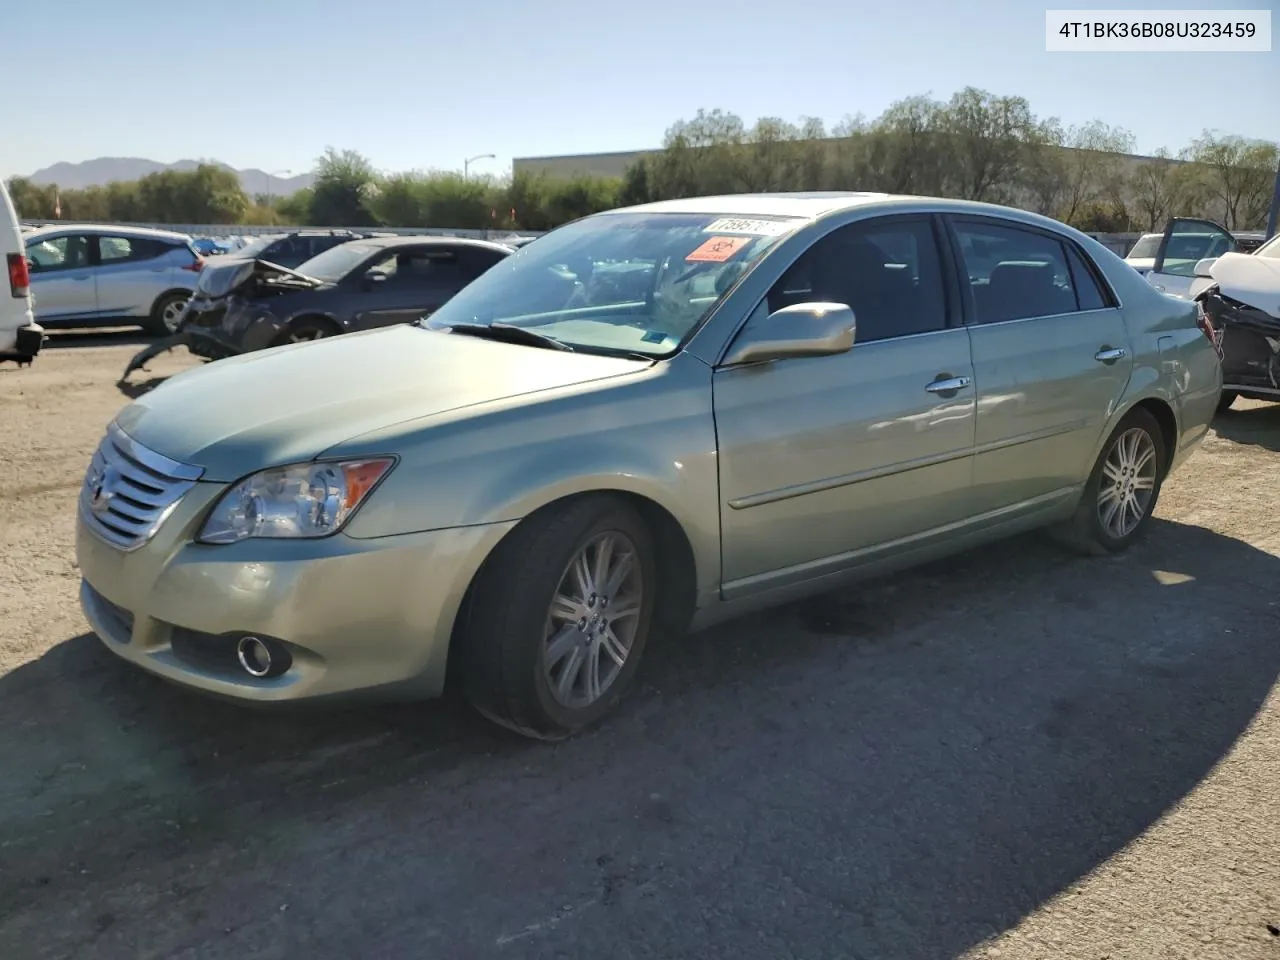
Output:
(925, 375), (972, 394)
(1095, 347), (1127, 363)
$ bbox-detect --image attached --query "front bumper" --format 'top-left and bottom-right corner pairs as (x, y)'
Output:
(76, 484), (515, 703)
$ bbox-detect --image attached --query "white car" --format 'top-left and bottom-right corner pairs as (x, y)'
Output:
(1134, 222), (1265, 300)
(0, 180), (43, 365)
(1171, 219), (1280, 412)
(23, 223), (204, 335)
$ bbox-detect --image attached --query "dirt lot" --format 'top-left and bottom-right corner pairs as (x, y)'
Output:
(2, 332), (1279, 960)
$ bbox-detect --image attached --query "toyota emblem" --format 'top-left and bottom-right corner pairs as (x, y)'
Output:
(89, 466), (118, 515)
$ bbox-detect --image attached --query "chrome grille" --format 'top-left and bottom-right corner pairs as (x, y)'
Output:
(79, 423), (204, 551)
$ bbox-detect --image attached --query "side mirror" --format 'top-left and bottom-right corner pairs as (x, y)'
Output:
(364, 269), (389, 287)
(721, 302), (856, 366)
(1193, 257), (1219, 279)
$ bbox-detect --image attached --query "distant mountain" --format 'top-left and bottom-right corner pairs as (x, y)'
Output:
(24, 157), (315, 197)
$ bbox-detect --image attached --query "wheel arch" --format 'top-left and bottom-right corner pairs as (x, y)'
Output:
(275, 312), (344, 344)
(151, 288), (193, 313)
(443, 488), (699, 691)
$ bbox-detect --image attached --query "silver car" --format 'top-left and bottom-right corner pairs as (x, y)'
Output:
(24, 224), (202, 334)
(74, 193), (1223, 739)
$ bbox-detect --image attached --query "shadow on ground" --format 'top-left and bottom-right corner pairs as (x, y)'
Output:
(1215, 401), (1280, 452)
(40, 328), (153, 350)
(1, 520), (1278, 959)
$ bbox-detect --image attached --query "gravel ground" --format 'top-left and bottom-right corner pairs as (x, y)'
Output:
(2, 331), (1279, 960)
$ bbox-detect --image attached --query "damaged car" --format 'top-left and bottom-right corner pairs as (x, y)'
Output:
(122, 235), (514, 378)
(1156, 217), (1280, 413)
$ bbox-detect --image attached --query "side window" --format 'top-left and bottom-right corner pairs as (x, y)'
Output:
(1155, 220), (1235, 278)
(952, 220), (1079, 324)
(26, 235), (90, 273)
(766, 218), (948, 343)
(96, 236), (171, 264)
(389, 249), (463, 286)
(1064, 244), (1110, 311)
(457, 247), (506, 281)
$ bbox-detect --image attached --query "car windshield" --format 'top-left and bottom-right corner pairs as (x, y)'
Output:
(1127, 235), (1161, 259)
(424, 212), (803, 356)
(294, 242), (379, 282)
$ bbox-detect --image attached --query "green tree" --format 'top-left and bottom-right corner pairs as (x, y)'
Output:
(308, 148), (381, 226)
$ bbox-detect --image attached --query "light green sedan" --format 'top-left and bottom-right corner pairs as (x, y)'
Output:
(75, 193), (1222, 739)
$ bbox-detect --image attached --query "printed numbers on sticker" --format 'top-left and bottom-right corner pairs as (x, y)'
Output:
(703, 218), (794, 237)
(686, 236), (751, 263)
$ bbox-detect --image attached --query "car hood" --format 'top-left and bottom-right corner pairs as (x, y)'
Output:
(1125, 257), (1155, 274)
(192, 258), (325, 300)
(115, 324), (652, 481)
(1209, 252), (1280, 319)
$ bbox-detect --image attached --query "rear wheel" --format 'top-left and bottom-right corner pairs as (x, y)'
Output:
(1052, 407), (1167, 556)
(145, 292), (190, 337)
(458, 496), (658, 740)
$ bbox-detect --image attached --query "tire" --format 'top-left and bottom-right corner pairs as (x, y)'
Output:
(145, 292), (190, 337)
(272, 316), (340, 347)
(458, 495), (659, 740)
(1052, 407), (1167, 557)
(1215, 390), (1238, 415)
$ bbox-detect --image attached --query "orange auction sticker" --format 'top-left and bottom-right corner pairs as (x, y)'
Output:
(686, 235), (751, 263)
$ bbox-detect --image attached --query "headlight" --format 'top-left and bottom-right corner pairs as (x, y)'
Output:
(197, 458), (394, 544)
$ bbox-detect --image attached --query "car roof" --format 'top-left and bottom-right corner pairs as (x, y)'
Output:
(606, 192), (1112, 242)
(25, 223), (192, 243)
(346, 235), (516, 253)
(613, 192), (894, 220)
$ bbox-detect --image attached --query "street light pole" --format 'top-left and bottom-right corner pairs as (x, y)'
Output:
(464, 153), (496, 179)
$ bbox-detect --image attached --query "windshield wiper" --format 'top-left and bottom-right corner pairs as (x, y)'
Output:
(443, 321), (574, 352)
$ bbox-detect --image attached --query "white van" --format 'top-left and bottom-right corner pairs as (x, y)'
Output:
(0, 179), (43, 365)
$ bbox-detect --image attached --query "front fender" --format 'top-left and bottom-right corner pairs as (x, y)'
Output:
(335, 353), (723, 593)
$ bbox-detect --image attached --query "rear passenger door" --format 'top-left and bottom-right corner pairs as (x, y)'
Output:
(947, 216), (1133, 517)
(91, 235), (184, 317)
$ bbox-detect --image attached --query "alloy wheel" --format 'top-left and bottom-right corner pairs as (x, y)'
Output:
(1096, 427), (1157, 539)
(542, 531), (644, 709)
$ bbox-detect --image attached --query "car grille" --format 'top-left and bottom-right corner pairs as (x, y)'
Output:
(79, 423), (204, 551)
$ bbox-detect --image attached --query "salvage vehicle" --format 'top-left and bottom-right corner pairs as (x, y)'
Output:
(1137, 222), (1265, 299)
(121, 235), (515, 377)
(1157, 217), (1280, 413)
(77, 193), (1221, 740)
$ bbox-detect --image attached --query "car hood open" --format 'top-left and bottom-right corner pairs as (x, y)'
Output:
(115, 324), (652, 481)
(192, 258), (325, 300)
(1209, 252), (1280, 319)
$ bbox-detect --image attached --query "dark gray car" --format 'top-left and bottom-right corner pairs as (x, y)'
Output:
(176, 235), (514, 360)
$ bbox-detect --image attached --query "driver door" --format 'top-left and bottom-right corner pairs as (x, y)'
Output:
(712, 215), (977, 598)
(1147, 217), (1236, 300)
(351, 247), (467, 329)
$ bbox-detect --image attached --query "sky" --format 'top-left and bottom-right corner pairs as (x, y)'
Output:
(2, 0), (1276, 180)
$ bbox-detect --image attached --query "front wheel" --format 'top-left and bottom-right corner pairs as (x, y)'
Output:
(458, 496), (658, 740)
(1052, 407), (1167, 556)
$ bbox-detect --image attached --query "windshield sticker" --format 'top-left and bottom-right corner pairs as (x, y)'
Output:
(703, 218), (795, 237)
(686, 236), (752, 263)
